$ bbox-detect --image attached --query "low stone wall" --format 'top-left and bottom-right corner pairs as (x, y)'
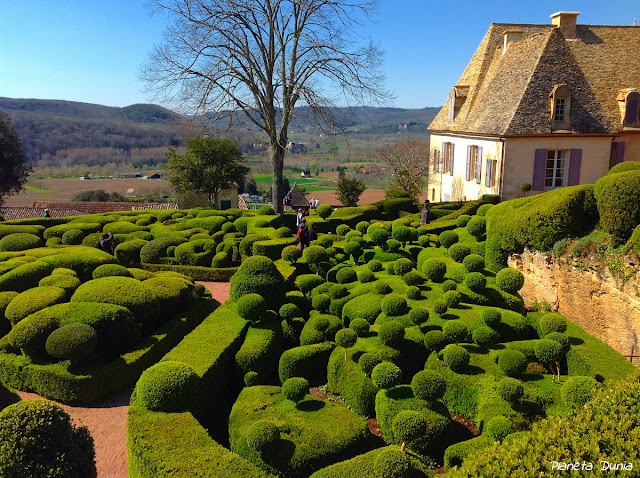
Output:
(509, 250), (640, 364)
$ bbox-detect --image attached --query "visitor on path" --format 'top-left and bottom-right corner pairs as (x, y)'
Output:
(314, 198), (320, 208)
(297, 217), (310, 250)
(99, 232), (114, 255)
(420, 200), (431, 226)
(308, 222), (318, 242)
(43, 209), (51, 218)
(310, 197), (316, 208)
(285, 190), (292, 207)
(296, 208), (304, 227)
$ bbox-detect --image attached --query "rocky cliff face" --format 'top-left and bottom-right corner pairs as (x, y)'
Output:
(509, 251), (640, 365)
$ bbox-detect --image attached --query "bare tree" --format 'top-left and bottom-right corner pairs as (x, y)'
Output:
(142, 0), (388, 212)
(378, 139), (430, 202)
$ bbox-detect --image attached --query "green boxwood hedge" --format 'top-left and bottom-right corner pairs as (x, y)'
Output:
(278, 342), (335, 384)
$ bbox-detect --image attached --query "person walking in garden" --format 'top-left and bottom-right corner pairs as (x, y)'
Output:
(99, 232), (114, 255)
(296, 208), (304, 227)
(285, 190), (292, 207)
(420, 200), (431, 226)
(308, 222), (318, 243)
(297, 217), (310, 250)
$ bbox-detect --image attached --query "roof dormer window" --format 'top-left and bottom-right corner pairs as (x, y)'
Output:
(550, 84), (571, 130)
(624, 91), (639, 127)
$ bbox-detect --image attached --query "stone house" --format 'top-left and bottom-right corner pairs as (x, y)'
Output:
(428, 12), (640, 201)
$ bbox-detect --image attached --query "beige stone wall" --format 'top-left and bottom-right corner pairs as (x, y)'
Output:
(620, 132), (640, 164)
(509, 250), (640, 364)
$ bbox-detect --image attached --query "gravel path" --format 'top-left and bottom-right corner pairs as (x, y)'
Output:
(15, 281), (231, 478)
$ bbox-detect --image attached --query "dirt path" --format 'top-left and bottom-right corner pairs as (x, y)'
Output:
(15, 281), (231, 478)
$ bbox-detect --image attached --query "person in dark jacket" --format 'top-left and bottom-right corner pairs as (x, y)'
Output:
(308, 222), (318, 242)
(297, 217), (310, 250)
(420, 200), (431, 226)
(99, 232), (114, 255)
(43, 209), (51, 218)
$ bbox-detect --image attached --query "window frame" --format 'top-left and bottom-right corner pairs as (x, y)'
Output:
(550, 84), (571, 130)
(545, 150), (568, 189)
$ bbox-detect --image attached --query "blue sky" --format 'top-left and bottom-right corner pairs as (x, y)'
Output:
(1, 0), (637, 110)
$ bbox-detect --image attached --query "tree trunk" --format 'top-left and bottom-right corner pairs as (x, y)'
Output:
(270, 143), (286, 214)
(556, 361), (561, 382)
(400, 442), (407, 452)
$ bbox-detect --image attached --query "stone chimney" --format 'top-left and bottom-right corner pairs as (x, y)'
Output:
(550, 11), (580, 39)
(503, 29), (524, 53)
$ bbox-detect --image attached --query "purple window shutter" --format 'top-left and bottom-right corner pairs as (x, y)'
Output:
(485, 160), (492, 187)
(616, 142), (625, 165)
(465, 145), (471, 181)
(476, 147), (483, 184)
(533, 149), (547, 190)
(450, 143), (455, 176)
(568, 149), (582, 186)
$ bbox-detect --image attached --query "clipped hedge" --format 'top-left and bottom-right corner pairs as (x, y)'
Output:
(278, 342), (335, 384)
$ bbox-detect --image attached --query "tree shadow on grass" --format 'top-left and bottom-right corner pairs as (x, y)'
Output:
(569, 337), (584, 346)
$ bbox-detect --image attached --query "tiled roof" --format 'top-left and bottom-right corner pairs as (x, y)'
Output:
(237, 195), (248, 210)
(33, 201), (177, 214)
(290, 184), (309, 208)
(0, 207), (87, 221)
(429, 23), (640, 135)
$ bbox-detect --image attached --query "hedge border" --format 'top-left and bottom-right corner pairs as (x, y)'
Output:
(140, 263), (239, 281)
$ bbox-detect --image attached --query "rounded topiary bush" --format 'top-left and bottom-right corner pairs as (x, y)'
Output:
(442, 279), (457, 292)
(433, 300), (448, 315)
(472, 326), (498, 347)
(463, 254), (485, 272)
(535, 339), (565, 368)
(422, 258), (447, 282)
(486, 415), (515, 441)
(356, 221), (370, 234)
(328, 283), (348, 300)
(304, 245), (328, 268)
(0, 233), (44, 252)
(311, 293), (331, 313)
(495, 268), (525, 294)
(369, 228), (389, 248)
(358, 269), (375, 283)
(455, 215), (472, 228)
(423, 329), (447, 353)
(136, 360), (200, 412)
(336, 267), (357, 284)
(281, 245), (303, 264)
(343, 241), (363, 261)
(442, 320), (467, 344)
(545, 331), (571, 353)
(5, 286), (67, 325)
(336, 328), (357, 351)
(61, 229), (86, 246)
(244, 371), (259, 387)
(403, 270), (423, 287)
(349, 318), (370, 337)
(0, 399), (96, 478)
(378, 320), (405, 347)
(393, 258), (414, 276)
(539, 313), (567, 336)
(45, 323), (97, 363)
(381, 294), (408, 316)
(295, 274), (325, 294)
(561, 376), (599, 408)
(358, 352), (381, 376)
(281, 377), (309, 403)
(466, 216), (487, 238)
(442, 344), (470, 372)
(368, 259), (383, 272)
(439, 230), (459, 248)
(279, 303), (302, 321)
(392, 410), (432, 451)
(336, 224), (351, 236)
(385, 262), (396, 275)
(411, 369), (446, 404)
(408, 307), (429, 326)
(114, 239), (148, 264)
(256, 205), (275, 215)
(7, 314), (58, 359)
(443, 290), (462, 308)
(140, 236), (188, 263)
(496, 377), (524, 404)
(345, 230), (362, 243)
(418, 235), (431, 247)
(275, 226), (292, 238)
(465, 272), (486, 292)
(92, 263), (133, 279)
(405, 286), (421, 301)
(371, 361), (402, 389)
(498, 349), (527, 377)
(316, 204), (332, 219)
(448, 243), (471, 263)
(246, 420), (280, 452)
(392, 225), (413, 245)
(476, 204), (494, 216)
(375, 281), (392, 295)
(374, 446), (409, 478)
(230, 256), (285, 308)
(482, 309), (501, 328)
(594, 170), (640, 243)
(386, 239), (402, 253)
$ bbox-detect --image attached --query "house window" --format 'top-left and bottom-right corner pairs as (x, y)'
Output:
(485, 159), (497, 187)
(443, 142), (455, 175)
(550, 84), (571, 129)
(545, 150), (567, 187)
(624, 92), (640, 126)
(554, 98), (566, 121)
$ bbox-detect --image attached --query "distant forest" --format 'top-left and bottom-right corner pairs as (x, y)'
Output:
(0, 97), (439, 178)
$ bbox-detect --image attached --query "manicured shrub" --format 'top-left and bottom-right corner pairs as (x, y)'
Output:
(496, 267), (525, 294)
(375, 281), (392, 295)
(378, 321), (405, 347)
(45, 323), (97, 363)
(355, 221), (370, 234)
(405, 286), (421, 301)
(392, 410), (431, 452)
(315, 204), (332, 219)
(463, 254), (485, 272)
(539, 313), (567, 336)
(282, 377), (309, 403)
(114, 239), (148, 264)
(438, 230), (459, 248)
(312, 293), (331, 313)
(274, 226), (292, 238)
(349, 318), (370, 337)
(456, 215), (472, 228)
(371, 361), (402, 389)
(393, 258), (413, 276)
(5, 286), (67, 325)
(211, 251), (232, 268)
(442, 279), (457, 292)
(594, 170), (640, 243)
(373, 446), (409, 478)
(381, 294), (408, 316)
(0, 400), (96, 478)
(230, 256), (285, 308)
(448, 243), (471, 262)
(385, 262), (395, 275)
(411, 370), (446, 405)
(244, 371), (259, 387)
(433, 300), (448, 315)
(465, 272), (486, 292)
(386, 239), (402, 253)
(136, 360), (200, 412)
(7, 314), (58, 358)
(336, 267), (357, 284)
(443, 290), (462, 308)
(296, 274), (325, 294)
(37, 274), (80, 297)
(442, 320), (467, 344)
(545, 331), (571, 353)
(0, 233), (43, 252)
(408, 307), (429, 326)
(328, 284), (348, 300)
(392, 225), (413, 246)
(422, 258), (447, 282)
(496, 377), (524, 404)
(442, 344), (470, 372)
(358, 352), (381, 376)
(334, 224), (349, 236)
(358, 269), (375, 283)
(92, 263), (133, 279)
(368, 259), (383, 272)
(335, 328), (358, 359)
(476, 204), (494, 216)
(471, 324), (497, 346)
(343, 241), (363, 262)
(140, 236), (188, 263)
(562, 376), (599, 408)
(466, 216), (487, 238)
(279, 303), (302, 321)
(486, 415), (515, 441)
(173, 239), (216, 266)
(482, 309), (501, 328)
(535, 339), (565, 370)
(423, 330), (447, 353)
(498, 349), (527, 377)
(246, 420), (280, 453)
(369, 228), (390, 248)
(236, 293), (267, 322)
(304, 245), (328, 271)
